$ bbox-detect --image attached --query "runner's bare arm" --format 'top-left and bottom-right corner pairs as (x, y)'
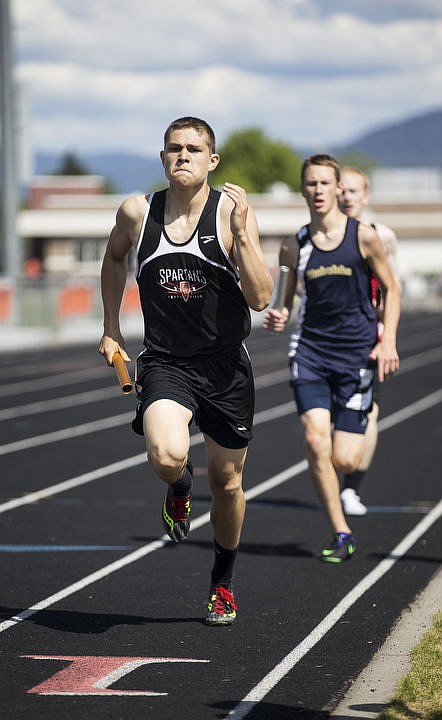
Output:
(222, 183), (273, 311)
(359, 223), (401, 381)
(376, 223), (402, 288)
(98, 197), (144, 365)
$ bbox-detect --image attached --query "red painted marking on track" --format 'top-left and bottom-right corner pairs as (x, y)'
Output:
(22, 655), (209, 696)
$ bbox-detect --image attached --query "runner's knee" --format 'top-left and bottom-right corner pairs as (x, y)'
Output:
(209, 468), (243, 498)
(148, 446), (187, 483)
(332, 446), (364, 474)
(304, 424), (332, 463)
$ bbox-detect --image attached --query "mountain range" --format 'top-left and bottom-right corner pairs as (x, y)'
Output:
(331, 107), (442, 168)
(35, 152), (164, 195)
(35, 107), (442, 194)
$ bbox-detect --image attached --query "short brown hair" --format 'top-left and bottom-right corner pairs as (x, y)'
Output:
(301, 154), (340, 184)
(164, 117), (216, 154)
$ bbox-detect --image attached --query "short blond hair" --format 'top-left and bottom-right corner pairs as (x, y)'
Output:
(341, 166), (370, 192)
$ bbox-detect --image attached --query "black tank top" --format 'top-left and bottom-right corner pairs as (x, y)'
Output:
(135, 188), (251, 357)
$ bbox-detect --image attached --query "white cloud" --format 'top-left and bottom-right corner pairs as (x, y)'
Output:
(10, 0), (442, 157)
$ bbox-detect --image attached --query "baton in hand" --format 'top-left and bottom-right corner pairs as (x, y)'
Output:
(273, 265), (290, 309)
(112, 352), (133, 394)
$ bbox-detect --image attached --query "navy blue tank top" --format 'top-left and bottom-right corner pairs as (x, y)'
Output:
(135, 188), (251, 357)
(289, 217), (377, 367)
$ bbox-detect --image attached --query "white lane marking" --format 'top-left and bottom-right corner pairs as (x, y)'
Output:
(0, 386), (122, 421)
(0, 388), (440, 514)
(254, 368), (288, 389)
(0, 366), (107, 397)
(395, 345), (442, 374)
(226, 498), (442, 719)
(378, 389), (442, 431)
(0, 539), (168, 633)
(398, 328), (442, 351)
(0, 392), (440, 634)
(1, 344), (440, 423)
(0, 366), (288, 422)
(0, 454), (147, 514)
(2, 342), (442, 459)
(0, 402), (294, 457)
(0, 412), (134, 456)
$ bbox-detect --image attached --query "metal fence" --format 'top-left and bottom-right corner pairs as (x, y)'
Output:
(0, 274), (141, 336)
(0, 271), (441, 350)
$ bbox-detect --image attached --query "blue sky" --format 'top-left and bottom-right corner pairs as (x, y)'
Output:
(11, 0), (442, 158)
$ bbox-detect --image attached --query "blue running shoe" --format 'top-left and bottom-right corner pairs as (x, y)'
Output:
(321, 532), (356, 563)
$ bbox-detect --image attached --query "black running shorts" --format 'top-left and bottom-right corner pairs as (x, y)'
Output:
(134, 345), (254, 449)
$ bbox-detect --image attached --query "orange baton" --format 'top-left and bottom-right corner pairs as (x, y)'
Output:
(112, 352), (133, 394)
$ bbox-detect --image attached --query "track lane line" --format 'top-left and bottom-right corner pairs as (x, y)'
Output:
(0, 392), (440, 634)
(1, 344), (440, 421)
(0, 366), (107, 397)
(0, 391), (440, 513)
(0, 412), (134, 456)
(0, 405), (294, 512)
(0, 386), (123, 421)
(225, 498), (442, 720)
(1, 346), (441, 456)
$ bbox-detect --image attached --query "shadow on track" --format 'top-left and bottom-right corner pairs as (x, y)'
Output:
(0, 606), (206, 633)
(129, 536), (316, 559)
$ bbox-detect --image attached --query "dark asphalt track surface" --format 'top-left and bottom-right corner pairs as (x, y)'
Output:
(0, 310), (440, 720)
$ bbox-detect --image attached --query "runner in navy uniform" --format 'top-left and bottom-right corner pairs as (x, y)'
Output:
(99, 117), (273, 623)
(264, 155), (400, 562)
(338, 166), (401, 515)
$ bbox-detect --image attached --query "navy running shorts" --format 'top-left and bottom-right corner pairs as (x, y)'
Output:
(133, 344), (254, 449)
(290, 359), (375, 434)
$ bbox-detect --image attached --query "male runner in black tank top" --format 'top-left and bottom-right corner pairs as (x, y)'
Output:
(99, 117), (273, 625)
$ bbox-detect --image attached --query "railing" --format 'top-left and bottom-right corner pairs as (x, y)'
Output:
(0, 270), (441, 351)
(0, 274), (141, 336)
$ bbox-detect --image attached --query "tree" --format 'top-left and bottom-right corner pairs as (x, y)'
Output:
(52, 151), (117, 192)
(54, 151), (91, 176)
(210, 128), (303, 193)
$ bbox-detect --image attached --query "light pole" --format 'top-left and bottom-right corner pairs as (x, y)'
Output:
(0, 0), (20, 277)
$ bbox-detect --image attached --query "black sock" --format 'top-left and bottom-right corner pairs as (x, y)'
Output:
(211, 539), (238, 588)
(343, 469), (365, 492)
(171, 461), (193, 497)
